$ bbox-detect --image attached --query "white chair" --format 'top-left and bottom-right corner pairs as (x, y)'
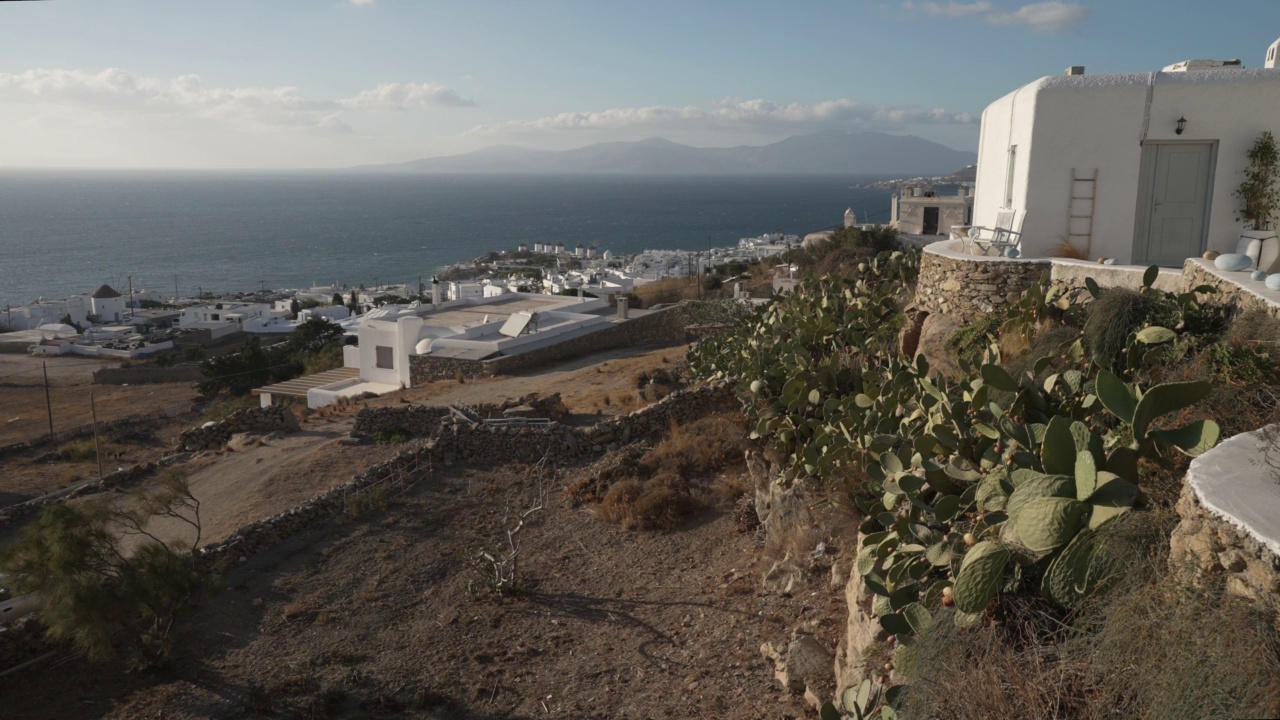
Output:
(967, 211), (1023, 256)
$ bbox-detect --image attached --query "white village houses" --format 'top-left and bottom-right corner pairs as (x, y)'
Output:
(972, 37), (1280, 266)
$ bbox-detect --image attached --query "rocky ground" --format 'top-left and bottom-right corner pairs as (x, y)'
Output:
(1, 344), (855, 719)
(1, 459), (847, 720)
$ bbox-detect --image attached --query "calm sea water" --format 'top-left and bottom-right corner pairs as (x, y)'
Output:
(0, 172), (897, 306)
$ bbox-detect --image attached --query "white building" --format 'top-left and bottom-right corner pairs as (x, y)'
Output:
(974, 41), (1280, 266)
(179, 301), (271, 333)
(2, 295), (90, 330)
(89, 285), (126, 324)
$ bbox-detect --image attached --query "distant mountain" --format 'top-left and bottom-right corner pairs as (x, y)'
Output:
(358, 131), (976, 176)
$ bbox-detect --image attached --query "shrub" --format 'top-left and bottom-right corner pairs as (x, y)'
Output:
(303, 344), (345, 375)
(0, 475), (211, 669)
(203, 395), (259, 422)
(947, 314), (1000, 368)
(595, 477), (702, 531)
(1082, 287), (1176, 367)
(372, 429), (410, 444)
(638, 414), (747, 482)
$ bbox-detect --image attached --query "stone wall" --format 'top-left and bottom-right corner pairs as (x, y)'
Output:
(1169, 426), (1280, 602)
(0, 460), (164, 530)
(1181, 258), (1280, 320)
(175, 405), (300, 452)
(351, 393), (569, 439)
(195, 381), (738, 564)
(915, 243), (1051, 320)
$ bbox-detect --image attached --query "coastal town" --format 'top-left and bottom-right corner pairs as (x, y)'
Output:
(4, 7), (1280, 720)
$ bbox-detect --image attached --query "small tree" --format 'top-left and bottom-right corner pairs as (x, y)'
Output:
(0, 472), (211, 668)
(1236, 131), (1280, 231)
(289, 298), (301, 319)
(332, 292), (344, 306)
(347, 290), (360, 315)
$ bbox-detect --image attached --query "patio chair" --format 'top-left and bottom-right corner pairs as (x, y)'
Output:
(967, 210), (1023, 256)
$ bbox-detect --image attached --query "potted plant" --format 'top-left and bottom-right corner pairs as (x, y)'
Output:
(1236, 131), (1280, 271)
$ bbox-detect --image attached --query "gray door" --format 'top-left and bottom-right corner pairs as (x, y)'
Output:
(1140, 143), (1214, 266)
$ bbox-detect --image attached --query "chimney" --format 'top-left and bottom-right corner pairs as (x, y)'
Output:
(617, 296), (629, 320)
(431, 277), (441, 306)
(1065, 66), (1086, 76)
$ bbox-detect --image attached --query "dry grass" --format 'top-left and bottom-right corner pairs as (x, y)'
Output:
(896, 511), (1280, 720)
(1053, 238), (1090, 260)
(592, 413), (750, 531)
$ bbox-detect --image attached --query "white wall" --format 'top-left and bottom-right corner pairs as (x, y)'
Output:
(357, 316), (421, 388)
(975, 69), (1280, 264)
(91, 295), (126, 323)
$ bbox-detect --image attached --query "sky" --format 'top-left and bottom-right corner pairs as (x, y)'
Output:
(1, 0), (1278, 168)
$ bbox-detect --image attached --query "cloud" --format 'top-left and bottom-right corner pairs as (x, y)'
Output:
(902, 0), (1088, 33)
(340, 82), (477, 110)
(465, 98), (975, 138)
(0, 68), (474, 133)
(349, 0), (376, 5)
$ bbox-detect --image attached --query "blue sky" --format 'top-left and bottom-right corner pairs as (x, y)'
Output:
(1, 1), (1277, 168)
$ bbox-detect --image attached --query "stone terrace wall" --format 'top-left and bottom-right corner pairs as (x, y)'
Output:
(351, 393), (569, 438)
(195, 381), (737, 564)
(915, 244), (1050, 321)
(176, 405), (300, 452)
(92, 365), (203, 385)
(1182, 258), (1280, 320)
(1169, 426), (1280, 602)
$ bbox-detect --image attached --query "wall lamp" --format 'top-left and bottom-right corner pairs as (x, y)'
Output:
(1176, 116), (1187, 135)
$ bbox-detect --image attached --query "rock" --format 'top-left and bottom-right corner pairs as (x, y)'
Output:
(763, 634), (835, 710)
(226, 432), (263, 453)
(915, 312), (967, 381)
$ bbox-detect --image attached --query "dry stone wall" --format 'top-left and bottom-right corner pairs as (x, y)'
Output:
(195, 381), (737, 566)
(1170, 485), (1280, 601)
(915, 246), (1050, 321)
(1181, 259), (1280, 320)
(351, 393), (569, 439)
(176, 405), (299, 452)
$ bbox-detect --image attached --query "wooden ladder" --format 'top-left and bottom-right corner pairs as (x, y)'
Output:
(1068, 169), (1098, 257)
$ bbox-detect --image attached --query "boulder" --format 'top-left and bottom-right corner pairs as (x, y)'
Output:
(915, 312), (967, 381)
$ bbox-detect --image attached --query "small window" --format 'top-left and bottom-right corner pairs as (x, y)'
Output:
(375, 345), (394, 369)
(211, 313), (219, 321)
(1004, 145), (1018, 208)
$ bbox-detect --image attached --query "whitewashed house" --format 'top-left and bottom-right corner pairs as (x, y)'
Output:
(179, 301), (271, 334)
(3, 295), (90, 330)
(973, 39), (1280, 266)
(89, 285), (126, 324)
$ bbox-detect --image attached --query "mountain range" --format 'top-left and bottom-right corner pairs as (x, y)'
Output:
(358, 130), (976, 176)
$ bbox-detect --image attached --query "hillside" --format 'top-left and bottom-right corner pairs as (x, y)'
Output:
(359, 130), (977, 176)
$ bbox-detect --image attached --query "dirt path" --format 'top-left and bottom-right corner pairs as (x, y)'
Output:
(119, 417), (407, 552)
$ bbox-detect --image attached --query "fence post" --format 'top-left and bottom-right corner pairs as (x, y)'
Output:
(43, 361), (54, 441)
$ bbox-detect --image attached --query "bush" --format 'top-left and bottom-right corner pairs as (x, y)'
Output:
(203, 395), (259, 422)
(947, 314), (1000, 368)
(0, 475), (211, 669)
(639, 414), (746, 482)
(373, 429), (410, 444)
(595, 477), (703, 531)
(1082, 288), (1176, 366)
(303, 344), (345, 375)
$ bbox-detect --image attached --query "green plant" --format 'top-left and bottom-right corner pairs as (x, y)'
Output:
(0, 473), (212, 668)
(1236, 130), (1280, 231)
(372, 429), (410, 444)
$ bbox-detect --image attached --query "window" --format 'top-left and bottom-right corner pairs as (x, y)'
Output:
(211, 313), (219, 321)
(1004, 145), (1018, 208)
(375, 345), (394, 369)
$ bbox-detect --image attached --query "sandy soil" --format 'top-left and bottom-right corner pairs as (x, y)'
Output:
(0, 460), (844, 720)
(0, 354), (197, 447)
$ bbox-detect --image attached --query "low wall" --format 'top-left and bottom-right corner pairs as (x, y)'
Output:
(1169, 426), (1280, 601)
(92, 365), (203, 385)
(916, 243), (1051, 319)
(175, 405), (300, 452)
(1182, 258), (1280, 319)
(917, 240), (1186, 321)
(0, 461), (160, 530)
(196, 381), (737, 564)
(351, 393), (569, 438)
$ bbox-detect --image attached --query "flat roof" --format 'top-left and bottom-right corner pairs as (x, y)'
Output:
(420, 295), (589, 329)
(253, 367), (359, 398)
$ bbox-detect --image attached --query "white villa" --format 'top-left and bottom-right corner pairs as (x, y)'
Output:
(256, 292), (615, 408)
(178, 301), (272, 337)
(973, 38), (1280, 266)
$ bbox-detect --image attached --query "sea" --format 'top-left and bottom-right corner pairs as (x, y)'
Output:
(0, 171), (900, 307)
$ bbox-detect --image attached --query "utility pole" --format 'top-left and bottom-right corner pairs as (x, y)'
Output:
(91, 391), (103, 481)
(127, 275), (133, 315)
(174, 274), (179, 303)
(42, 361), (54, 441)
